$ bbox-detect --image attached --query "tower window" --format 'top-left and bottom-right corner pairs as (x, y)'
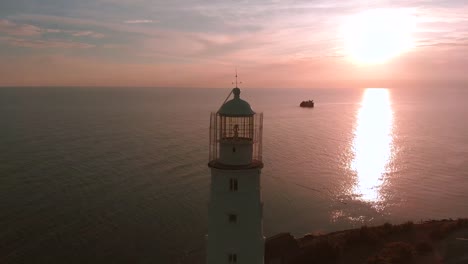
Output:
(232, 147), (236, 153)
(228, 214), (237, 223)
(229, 178), (238, 191)
(228, 253), (237, 263)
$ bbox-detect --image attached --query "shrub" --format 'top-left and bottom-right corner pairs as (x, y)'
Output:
(367, 242), (414, 264)
(383, 222), (393, 230)
(456, 218), (468, 228)
(429, 229), (444, 240)
(382, 222), (394, 236)
(359, 225), (380, 244)
(415, 241), (433, 255)
(430, 222), (460, 240)
(400, 221), (414, 232)
(343, 225), (383, 246)
(312, 238), (340, 263)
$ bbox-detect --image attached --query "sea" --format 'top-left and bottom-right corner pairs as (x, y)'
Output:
(1, 86), (467, 263)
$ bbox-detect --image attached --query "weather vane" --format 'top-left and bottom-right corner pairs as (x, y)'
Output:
(232, 67), (242, 88)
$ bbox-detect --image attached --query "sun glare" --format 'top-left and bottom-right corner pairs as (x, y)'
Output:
(351, 88), (394, 203)
(342, 9), (416, 64)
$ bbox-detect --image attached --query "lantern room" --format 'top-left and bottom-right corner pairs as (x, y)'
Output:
(209, 88), (263, 168)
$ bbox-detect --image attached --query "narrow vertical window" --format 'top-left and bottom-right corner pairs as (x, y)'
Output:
(229, 178), (238, 191)
(228, 253), (237, 263)
(228, 214), (237, 223)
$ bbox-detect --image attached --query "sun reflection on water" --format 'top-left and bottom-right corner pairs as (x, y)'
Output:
(351, 88), (394, 203)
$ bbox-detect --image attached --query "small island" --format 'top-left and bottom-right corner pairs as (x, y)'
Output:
(300, 100), (315, 108)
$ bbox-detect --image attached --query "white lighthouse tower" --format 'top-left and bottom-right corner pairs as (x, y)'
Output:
(206, 85), (264, 264)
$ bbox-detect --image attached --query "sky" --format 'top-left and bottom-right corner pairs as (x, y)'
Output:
(0, 0), (467, 88)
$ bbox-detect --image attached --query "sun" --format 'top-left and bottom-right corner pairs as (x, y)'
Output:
(342, 9), (416, 64)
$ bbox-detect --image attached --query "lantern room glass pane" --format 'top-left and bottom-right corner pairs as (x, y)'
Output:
(209, 112), (263, 166)
(219, 116), (254, 140)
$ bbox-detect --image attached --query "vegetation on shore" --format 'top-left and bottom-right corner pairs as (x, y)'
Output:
(265, 219), (468, 264)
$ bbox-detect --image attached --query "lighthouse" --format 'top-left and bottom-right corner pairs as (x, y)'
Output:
(206, 86), (264, 264)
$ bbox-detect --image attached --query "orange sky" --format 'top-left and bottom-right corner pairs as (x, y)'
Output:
(1, 1), (468, 88)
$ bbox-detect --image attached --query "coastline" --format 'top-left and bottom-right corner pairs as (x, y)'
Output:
(181, 219), (468, 263)
(266, 219), (468, 264)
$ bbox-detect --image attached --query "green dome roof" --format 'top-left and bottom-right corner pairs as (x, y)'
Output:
(218, 88), (255, 116)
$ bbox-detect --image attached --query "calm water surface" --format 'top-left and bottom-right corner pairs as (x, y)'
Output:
(1, 87), (467, 263)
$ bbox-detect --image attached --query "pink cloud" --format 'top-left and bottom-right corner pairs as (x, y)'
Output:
(71, 30), (105, 38)
(0, 19), (105, 40)
(45, 28), (62, 33)
(124, 20), (156, 24)
(0, 19), (42, 36)
(0, 37), (95, 49)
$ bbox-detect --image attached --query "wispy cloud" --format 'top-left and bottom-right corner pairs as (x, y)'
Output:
(0, 37), (95, 49)
(124, 20), (155, 24)
(0, 19), (105, 39)
(0, 19), (42, 36)
(71, 30), (105, 38)
(45, 28), (62, 33)
(0, 19), (105, 51)
(418, 41), (468, 48)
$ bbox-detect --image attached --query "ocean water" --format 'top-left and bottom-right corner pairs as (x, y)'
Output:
(1, 86), (467, 263)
